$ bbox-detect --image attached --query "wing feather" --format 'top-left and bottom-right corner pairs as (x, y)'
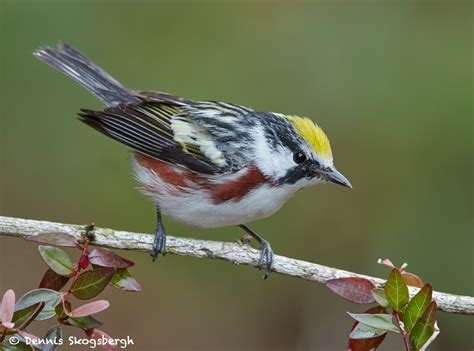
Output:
(78, 101), (221, 174)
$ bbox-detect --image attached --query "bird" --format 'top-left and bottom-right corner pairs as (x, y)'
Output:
(33, 42), (352, 279)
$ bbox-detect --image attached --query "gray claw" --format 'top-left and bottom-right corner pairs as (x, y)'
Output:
(151, 223), (166, 261)
(258, 240), (274, 279)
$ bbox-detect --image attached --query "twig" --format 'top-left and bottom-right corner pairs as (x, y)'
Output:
(0, 215), (473, 315)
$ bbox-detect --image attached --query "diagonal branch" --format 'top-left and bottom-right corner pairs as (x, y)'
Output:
(0, 215), (472, 315)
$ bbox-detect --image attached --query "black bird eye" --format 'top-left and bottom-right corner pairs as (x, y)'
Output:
(293, 152), (307, 164)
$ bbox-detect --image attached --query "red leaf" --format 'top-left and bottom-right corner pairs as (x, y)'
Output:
(348, 306), (387, 351)
(26, 232), (79, 247)
(326, 278), (376, 304)
(401, 272), (424, 288)
(85, 328), (117, 350)
(70, 300), (110, 318)
(1, 289), (15, 326)
(39, 268), (70, 291)
(348, 331), (386, 351)
(89, 248), (134, 268)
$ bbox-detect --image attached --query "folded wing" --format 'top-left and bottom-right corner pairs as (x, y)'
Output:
(79, 101), (222, 175)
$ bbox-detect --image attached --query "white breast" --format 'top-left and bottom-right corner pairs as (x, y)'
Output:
(132, 157), (302, 228)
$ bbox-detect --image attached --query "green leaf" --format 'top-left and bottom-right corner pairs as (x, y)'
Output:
(419, 322), (440, 351)
(55, 301), (70, 320)
(409, 301), (437, 350)
(1, 338), (34, 350)
(66, 315), (103, 329)
(15, 289), (61, 321)
(347, 313), (399, 333)
(41, 324), (63, 351)
(384, 269), (409, 311)
(16, 331), (41, 345)
(11, 302), (44, 327)
(404, 284), (432, 333)
(410, 324), (434, 350)
(371, 288), (389, 308)
(70, 268), (115, 300)
(349, 322), (387, 339)
(348, 322), (387, 351)
(348, 305), (388, 351)
(38, 246), (74, 276)
(11, 304), (37, 326)
(110, 268), (142, 292)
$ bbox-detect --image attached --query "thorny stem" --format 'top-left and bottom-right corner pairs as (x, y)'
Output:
(393, 311), (410, 351)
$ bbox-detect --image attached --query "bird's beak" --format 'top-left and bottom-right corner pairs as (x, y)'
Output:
(324, 168), (352, 189)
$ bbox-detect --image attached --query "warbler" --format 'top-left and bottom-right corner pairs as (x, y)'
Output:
(34, 42), (351, 279)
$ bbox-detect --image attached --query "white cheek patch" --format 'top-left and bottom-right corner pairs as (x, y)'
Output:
(252, 127), (293, 179)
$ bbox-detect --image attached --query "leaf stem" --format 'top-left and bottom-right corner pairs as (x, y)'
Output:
(393, 311), (410, 351)
(0, 327), (6, 342)
(65, 235), (91, 301)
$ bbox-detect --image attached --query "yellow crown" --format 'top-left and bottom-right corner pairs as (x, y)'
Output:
(288, 115), (332, 159)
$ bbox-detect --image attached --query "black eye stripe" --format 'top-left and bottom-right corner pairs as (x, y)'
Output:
(278, 167), (307, 184)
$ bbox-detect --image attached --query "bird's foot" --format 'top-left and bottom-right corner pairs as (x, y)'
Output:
(258, 239), (274, 279)
(151, 224), (166, 262)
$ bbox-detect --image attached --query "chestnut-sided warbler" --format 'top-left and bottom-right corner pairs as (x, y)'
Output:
(34, 42), (351, 279)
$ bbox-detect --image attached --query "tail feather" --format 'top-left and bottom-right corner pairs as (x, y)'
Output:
(33, 42), (140, 106)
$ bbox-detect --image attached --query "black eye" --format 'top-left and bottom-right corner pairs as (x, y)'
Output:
(293, 152), (307, 164)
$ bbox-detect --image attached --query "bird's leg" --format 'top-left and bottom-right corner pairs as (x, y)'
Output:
(239, 224), (274, 279)
(151, 205), (167, 261)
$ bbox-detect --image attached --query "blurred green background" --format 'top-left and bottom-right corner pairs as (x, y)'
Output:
(1, 1), (472, 350)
